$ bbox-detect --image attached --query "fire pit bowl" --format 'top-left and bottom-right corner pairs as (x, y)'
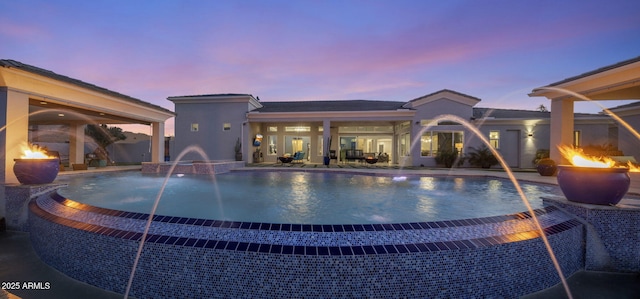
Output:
(556, 165), (630, 205)
(365, 157), (378, 164)
(13, 158), (60, 185)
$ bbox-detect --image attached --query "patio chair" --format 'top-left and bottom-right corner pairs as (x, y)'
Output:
(329, 150), (338, 164)
(292, 151), (305, 163)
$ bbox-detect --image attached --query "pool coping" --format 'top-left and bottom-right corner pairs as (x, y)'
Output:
(31, 190), (582, 256)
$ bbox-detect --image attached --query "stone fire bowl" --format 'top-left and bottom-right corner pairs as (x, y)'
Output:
(557, 165), (630, 206)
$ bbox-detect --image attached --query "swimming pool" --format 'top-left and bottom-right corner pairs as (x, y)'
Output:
(55, 171), (562, 224)
(28, 168), (584, 298)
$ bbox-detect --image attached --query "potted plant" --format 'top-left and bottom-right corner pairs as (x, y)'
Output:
(234, 138), (242, 161)
(466, 145), (498, 168)
(323, 137), (331, 166)
(532, 149), (550, 165)
(536, 158), (557, 176)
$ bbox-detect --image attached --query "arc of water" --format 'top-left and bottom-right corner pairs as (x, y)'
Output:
(413, 114), (573, 299)
(0, 108), (141, 162)
(537, 86), (640, 140)
(0, 108), (224, 297)
(123, 145), (220, 299)
(1, 109), (91, 147)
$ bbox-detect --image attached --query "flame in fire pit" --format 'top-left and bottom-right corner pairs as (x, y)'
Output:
(21, 144), (55, 159)
(558, 146), (615, 168)
(557, 145), (640, 172)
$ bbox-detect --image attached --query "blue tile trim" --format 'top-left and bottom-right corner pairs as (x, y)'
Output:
(30, 198), (582, 256)
(50, 191), (558, 233)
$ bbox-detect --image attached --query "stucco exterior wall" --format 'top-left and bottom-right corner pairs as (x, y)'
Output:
(410, 98), (474, 167)
(470, 124), (548, 169)
(173, 101), (248, 161)
(107, 141), (153, 164)
(575, 123), (612, 148)
(412, 98), (473, 121)
(618, 115), (640, 160)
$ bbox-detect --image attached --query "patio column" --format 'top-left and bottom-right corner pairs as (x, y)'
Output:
(150, 121), (165, 163)
(68, 124), (85, 166)
(1, 88), (29, 184)
(323, 119), (331, 156)
(550, 98), (574, 164)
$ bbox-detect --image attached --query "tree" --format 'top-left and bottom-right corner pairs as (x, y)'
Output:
(537, 104), (548, 112)
(85, 124), (127, 160)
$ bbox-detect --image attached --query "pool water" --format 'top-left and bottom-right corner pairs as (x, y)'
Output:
(56, 171), (563, 224)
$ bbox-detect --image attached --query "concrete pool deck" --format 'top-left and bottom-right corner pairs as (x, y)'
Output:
(2, 164), (640, 298)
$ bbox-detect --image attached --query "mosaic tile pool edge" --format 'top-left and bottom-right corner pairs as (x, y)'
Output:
(29, 192), (585, 298)
(544, 197), (640, 273)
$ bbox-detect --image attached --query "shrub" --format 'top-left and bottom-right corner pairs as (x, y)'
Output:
(435, 149), (463, 168)
(466, 145), (499, 168)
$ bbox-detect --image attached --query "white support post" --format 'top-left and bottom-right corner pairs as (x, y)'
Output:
(151, 122), (165, 163)
(2, 89), (29, 184)
(550, 99), (574, 164)
(323, 119), (331, 162)
(68, 124), (86, 166)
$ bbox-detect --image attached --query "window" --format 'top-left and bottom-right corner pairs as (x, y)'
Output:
(399, 133), (410, 156)
(191, 123), (199, 132)
(573, 131), (581, 147)
(317, 136), (324, 156)
(285, 136), (310, 155)
(338, 126), (393, 133)
(489, 131), (500, 149)
(396, 121), (410, 131)
(420, 131), (464, 157)
(222, 123), (231, 131)
(284, 126), (310, 132)
(267, 136), (277, 155)
(420, 120), (461, 126)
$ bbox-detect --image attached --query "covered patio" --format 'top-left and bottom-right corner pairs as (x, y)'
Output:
(0, 59), (175, 185)
(529, 56), (640, 163)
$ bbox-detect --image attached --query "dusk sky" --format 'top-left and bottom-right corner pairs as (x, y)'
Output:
(2, 0), (639, 136)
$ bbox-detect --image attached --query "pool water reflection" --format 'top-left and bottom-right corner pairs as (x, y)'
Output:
(56, 170), (563, 224)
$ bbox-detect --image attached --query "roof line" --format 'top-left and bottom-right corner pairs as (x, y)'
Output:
(0, 59), (174, 115)
(547, 56), (640, 87)
(408, 89), (482, 103)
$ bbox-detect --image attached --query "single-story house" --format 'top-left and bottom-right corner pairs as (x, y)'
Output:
(169, 90), (615, 168)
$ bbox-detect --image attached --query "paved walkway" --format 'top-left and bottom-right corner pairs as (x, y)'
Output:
(0, 231), (122, 299)
(2, 164), (639, 298)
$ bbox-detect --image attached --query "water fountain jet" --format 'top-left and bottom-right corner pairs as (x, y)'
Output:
(412, 114), (573, 298)
(123, 145), (221, 299)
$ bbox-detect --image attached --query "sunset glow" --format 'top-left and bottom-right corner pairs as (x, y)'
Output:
(2, 1), (639, 136)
